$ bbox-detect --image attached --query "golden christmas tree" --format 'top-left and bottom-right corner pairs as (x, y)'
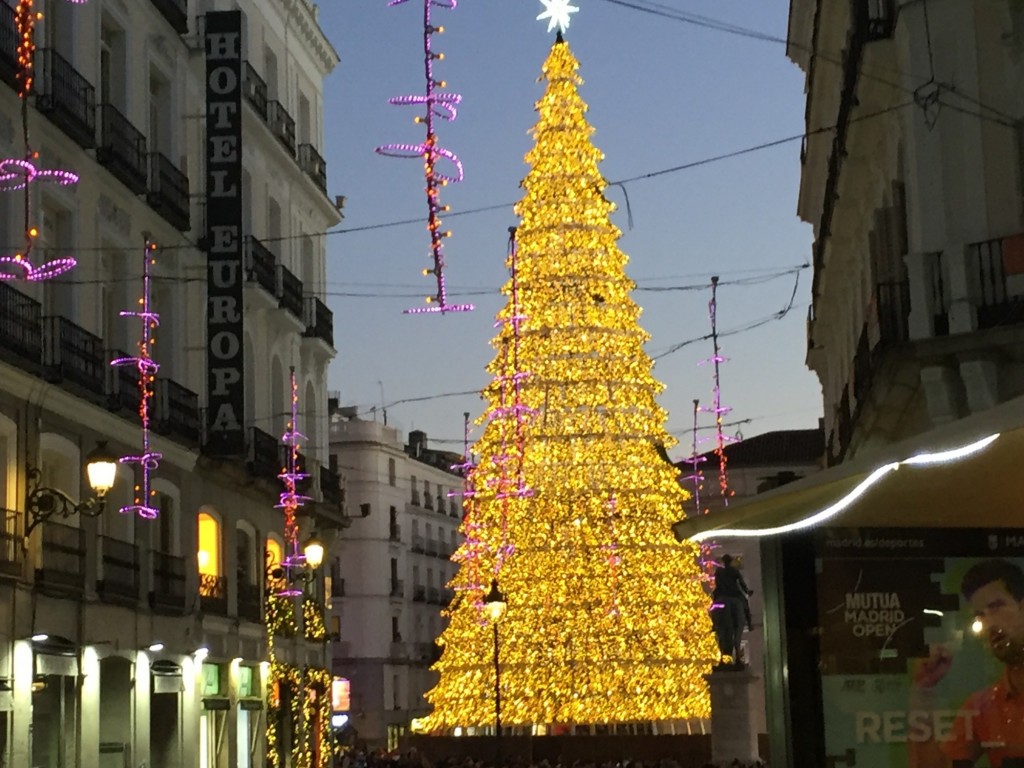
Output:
(421, 33), (717, 731)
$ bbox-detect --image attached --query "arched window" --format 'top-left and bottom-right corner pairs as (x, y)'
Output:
(197, 510), (221, 577)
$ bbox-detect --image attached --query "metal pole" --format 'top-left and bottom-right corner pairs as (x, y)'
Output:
(494, 621), (502, 768)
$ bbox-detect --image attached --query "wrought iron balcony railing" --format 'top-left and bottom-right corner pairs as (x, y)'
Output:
(298, 143), (327, 192)
(411, 534), (424, 554)
(389, 523), (401, 543)
(43, 316), (106, 401)
(106, 347), (140, 414)
(242, 61), (268, 120)
(971, 236), (1024, 330)
(199, 573), (227, 615)
(389, 578), (404, 598)
(248, 426), (281, 480)
(150, 549), (186, 614)
(237, 581), (262, 623)
(155, 377), (200, 445)
(277, 265), (304, 321)
(147, 152), (190, 231)
(149, 0), (187, 34)
(97, 104), (148, 195)
(267, 100), (296, 156)
(97, 536), (140, 604)
(246, 235), (277, 295)
(36, 521), (85, 594)
(36, 48), (96, 149)
(413, 584), (426, 602)
(0, 282), (42, 372)
(320, 464), (343, 507)
(303, 296), (334, 348)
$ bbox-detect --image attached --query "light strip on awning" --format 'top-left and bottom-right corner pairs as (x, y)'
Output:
(690, 433), (1000, 542)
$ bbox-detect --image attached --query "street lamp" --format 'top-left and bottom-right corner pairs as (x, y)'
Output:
(25, 441), (119, 536)
(483, 579), (506, 768)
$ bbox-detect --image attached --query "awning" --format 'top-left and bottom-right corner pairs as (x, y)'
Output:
(675, 396), (1024, 541)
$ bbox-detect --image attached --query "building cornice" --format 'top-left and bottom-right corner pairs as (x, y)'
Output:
(287, 0), (340, 77)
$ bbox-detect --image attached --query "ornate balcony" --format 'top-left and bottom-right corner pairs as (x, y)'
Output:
(303, 296), (334, 348)
(971, 236), (1024, 330)
(199, 573), (227, 615)
(0, 282), (42, 373)
(320, 464), (343, 507)
(149, 0), (187, 34)
(36, 522), (85, 595)
(242, 62), (268, 120)
(0, 510), (22, 578)
(248, 427), (281, 479)
(0, 2), (16, 91)
(267, 100), (296, 156)
(246, 236), (277, 295)
(150, 550), (187, 614)
(238, 581), (262, 623)
(36, 49), (96, 149)
(43, 316), (106, 402)
(155, 377), (200, 445)
(147, 152), (190, 231)
(106, 348), (140, 414)
(97, 104), (148, 195)
(277, 265), (304, 321)
(298, 143), (327, 192)
(97, 536), (140, 605)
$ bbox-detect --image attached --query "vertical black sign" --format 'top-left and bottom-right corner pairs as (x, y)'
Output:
(204, 11), (245, 457)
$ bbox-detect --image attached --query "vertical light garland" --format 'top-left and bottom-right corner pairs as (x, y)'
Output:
(112, 240), (161, 518)
(276, 367), (310, 597)
(450, 411), (484, 610)
(700, 275), (738, 505)
(375, 0), (472, 314)
(0, 0), (80, 280)
(487, 228), (534, 572)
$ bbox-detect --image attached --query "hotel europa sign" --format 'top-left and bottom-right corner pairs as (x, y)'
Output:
(204, 11), (245, 457)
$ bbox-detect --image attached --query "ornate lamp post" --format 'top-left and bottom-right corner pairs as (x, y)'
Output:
(25, 442), (119, 536)
(483, 579), (507, 768)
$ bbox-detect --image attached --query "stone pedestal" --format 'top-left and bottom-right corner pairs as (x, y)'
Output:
(706, 669), (761, 765)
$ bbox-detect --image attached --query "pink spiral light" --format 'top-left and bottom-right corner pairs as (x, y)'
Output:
(112, 240), (162, 519)
(375, 0), (472, 314)
(275, 367), (311, 597)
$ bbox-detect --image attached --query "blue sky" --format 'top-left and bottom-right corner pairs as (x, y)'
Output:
(317, 1), (822, 459)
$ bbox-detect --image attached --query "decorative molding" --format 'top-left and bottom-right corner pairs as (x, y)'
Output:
(98, 194), (132, 237)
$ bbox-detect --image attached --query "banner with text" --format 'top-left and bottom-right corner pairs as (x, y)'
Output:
(204, 11), (245, 457)
(815, 528), (1024, 767)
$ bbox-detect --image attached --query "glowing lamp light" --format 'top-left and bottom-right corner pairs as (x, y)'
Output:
(482, 579), (506, 624)
(85, 442), (118, 496)
(147, 642), (165, 652)
(197, 549), (210, 569)
(303, 536), (325, 570)
(971, 618), (984, 635)
(193, 646), (209, 661)
(31, 633), (48, 642)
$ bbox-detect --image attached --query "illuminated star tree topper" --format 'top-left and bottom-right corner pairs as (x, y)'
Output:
(537, 0), (579, 34)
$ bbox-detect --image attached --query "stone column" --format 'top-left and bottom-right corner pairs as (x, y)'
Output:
(706, 669), (761, 765)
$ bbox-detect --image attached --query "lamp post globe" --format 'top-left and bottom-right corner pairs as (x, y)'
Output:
(303, 535), (325, 570)
(85, 441), (118, 496)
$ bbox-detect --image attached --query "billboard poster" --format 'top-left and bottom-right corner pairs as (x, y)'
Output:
(815, 528), (1024, 768)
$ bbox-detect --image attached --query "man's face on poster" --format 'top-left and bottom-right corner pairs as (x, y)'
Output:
(969, 578), (1024, 665)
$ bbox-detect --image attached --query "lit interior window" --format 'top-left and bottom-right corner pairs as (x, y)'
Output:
(197, 512), (220, 576)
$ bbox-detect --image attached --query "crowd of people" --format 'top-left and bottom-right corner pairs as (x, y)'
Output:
(340, 748), (766, 768)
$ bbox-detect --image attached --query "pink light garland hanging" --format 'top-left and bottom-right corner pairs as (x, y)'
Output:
(112, 240), (162, 519)
(375, 0), (472, 314)
(0, 0), (81, 281)
(698, 275), (739, 505)
(450, 411), (485, 611)
(276, 367), (311, 597)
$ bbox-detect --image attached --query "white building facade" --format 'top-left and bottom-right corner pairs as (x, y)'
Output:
(789, 0), (1024, 461)
(0, 0), (343, 766)
(327, 411), (465, 751)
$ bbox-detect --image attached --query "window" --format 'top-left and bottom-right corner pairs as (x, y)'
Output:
(197, 512), (221, 577)
(100, 17), (126, 110)
(236, 526), (254, 584)
(388, 458), (396, 486)
(391, 616), (400, 642)
(423, 480), (432, 509)
(149, 67), (172, 156)
(410, 475), (418, 505)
